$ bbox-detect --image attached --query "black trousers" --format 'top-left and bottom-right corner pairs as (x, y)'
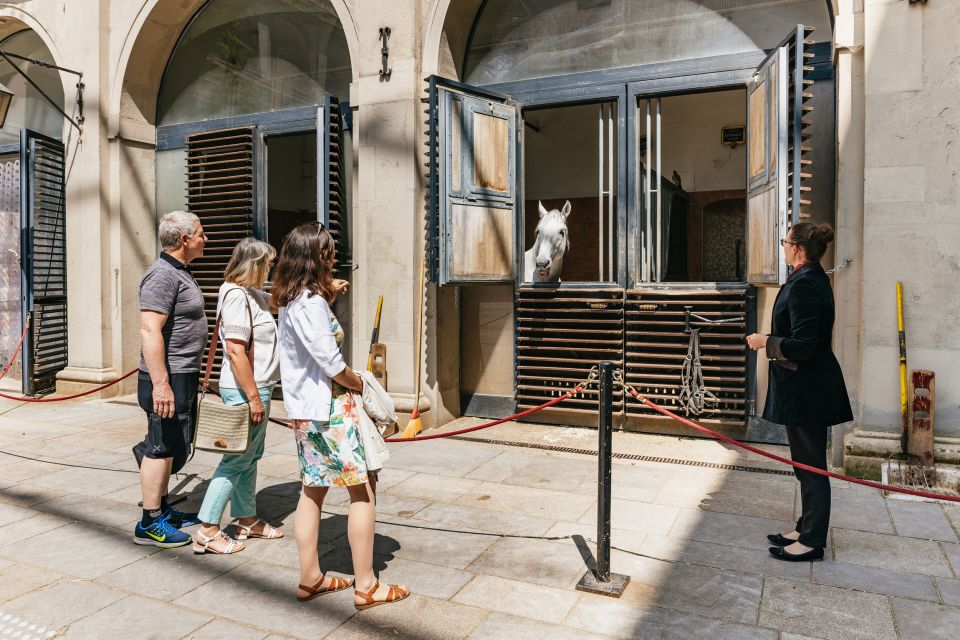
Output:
(786, 423), (831, 548)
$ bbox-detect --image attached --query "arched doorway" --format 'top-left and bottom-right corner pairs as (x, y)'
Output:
(0, 28), (67, 395)
(429, 0), (835, 442)
(153, 0), (354, 357)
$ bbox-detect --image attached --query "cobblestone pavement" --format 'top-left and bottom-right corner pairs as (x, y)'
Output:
(0, 394), (958, 639)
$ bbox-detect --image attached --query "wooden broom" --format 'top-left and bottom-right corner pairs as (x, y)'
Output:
(399, 256), (425, 438)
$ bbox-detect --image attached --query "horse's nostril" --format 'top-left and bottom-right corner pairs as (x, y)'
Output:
(536, 260), (549, 269)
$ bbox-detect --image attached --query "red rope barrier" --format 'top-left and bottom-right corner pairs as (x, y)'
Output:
(265, 384), (587, 442)
(0, 368), (139, 403)
(626, 387), (960, 504)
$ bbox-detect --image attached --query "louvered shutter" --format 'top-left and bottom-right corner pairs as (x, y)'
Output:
(20, 130), (67, 396)
(323, 97), (351, 272)
(185, 127), (255, 383)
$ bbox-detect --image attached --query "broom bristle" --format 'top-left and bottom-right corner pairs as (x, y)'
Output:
(399, 411), (422, 439)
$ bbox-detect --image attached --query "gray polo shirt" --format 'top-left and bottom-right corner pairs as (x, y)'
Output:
(138, 252), (207, 374)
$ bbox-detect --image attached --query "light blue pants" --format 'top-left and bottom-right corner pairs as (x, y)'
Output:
(197, 385), (274, 525)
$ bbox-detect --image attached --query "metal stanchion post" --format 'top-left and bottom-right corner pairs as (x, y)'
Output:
(576, 361), (630, 597)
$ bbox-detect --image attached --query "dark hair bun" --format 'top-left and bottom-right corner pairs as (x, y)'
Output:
(811, 223), (834, 246)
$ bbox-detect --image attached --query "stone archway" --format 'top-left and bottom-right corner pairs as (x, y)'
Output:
(109, 0), (361, 136)
(422, 0), (842, 80)
(99, 0), (362, 390)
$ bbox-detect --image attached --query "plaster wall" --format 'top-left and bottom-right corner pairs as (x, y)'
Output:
(858, 0), (960, 438)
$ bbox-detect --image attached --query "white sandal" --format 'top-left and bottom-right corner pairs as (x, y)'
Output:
(192, 530), (244, 555)
(233, 518), (282, 540)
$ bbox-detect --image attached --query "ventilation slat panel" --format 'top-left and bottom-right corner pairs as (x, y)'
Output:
(625, 288), (748, 423)
(515, 287), (624, 414)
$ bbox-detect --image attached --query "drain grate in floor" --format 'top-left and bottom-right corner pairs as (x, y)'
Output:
(450, 435), (794, 476)
(0, 612), (55, 640)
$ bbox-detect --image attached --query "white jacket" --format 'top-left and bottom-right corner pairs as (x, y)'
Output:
(277, 291), (345, 421)
(357, 370), (397, 429)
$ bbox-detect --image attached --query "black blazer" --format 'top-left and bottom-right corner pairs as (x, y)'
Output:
(762, 263), (853, 428)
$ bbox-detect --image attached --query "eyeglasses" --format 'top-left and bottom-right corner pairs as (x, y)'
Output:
(780, 239), (796, 247)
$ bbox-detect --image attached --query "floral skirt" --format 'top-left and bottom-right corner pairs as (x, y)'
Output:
(292, 386), (368, 488)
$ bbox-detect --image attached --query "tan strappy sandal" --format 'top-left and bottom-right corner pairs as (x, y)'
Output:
(192, 530), (244, 555)
(297, 573), (353, 602)
(233, 518), (283, 540)
(354, 580), (411, 611)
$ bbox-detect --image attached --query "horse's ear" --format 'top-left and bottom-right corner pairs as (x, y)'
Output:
(561, 200), (572, 218)
(538, 201), (549, 218)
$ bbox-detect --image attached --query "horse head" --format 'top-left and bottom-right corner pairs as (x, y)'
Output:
(530, 200), (571, 281)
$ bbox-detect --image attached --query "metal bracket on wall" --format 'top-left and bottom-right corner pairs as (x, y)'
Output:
(379, 27), (392, 81)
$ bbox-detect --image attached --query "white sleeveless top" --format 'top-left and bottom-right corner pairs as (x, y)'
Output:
(216, 284), (280, 388)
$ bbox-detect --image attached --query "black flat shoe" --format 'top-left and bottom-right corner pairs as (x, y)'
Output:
(767, 533), (800, 546)
(769, 546), (824, 562)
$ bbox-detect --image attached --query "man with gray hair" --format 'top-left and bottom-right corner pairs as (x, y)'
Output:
(132, 211), (207, 548)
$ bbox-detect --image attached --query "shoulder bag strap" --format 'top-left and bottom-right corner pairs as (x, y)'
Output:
(201, 287), (255, 391)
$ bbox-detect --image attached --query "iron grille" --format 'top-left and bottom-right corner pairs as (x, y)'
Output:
(625, 288), (749, 423)
(185, 127), (255, 382)
(515, 287), (624, 415)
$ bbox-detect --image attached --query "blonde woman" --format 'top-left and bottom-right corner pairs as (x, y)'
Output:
(273, 222), (409, 608)
(193, 238), (284, 554)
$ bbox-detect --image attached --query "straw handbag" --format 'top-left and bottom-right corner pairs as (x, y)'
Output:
(194, 288), (254, 454)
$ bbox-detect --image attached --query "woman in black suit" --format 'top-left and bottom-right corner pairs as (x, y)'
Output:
(746, 222), (852, 562)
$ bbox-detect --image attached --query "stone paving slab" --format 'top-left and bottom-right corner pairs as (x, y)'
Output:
(578, 497), (680, 536)
(468, 612), (616, 640)
(325, 593), (488, 640)
(452, 575), (579, 624)
(890, 597), (960, 640)
(3, 396), (960, 638)
(0, 521), (156, 579)
(639, 534), (812, 581)
(0, 563), (63, 603)
(466, 536), (588, 589)
(832, 528), (954, 577)
(758, 578), (897, 640)
(61, 595), (211, 639)
(936, 576), (960, 606)
(1, 580), (125, 631)
(939, 541), (960, 577)
(411, 500), (556, 538)
(669, 509), (794, 551)
(182, 618), (270, 640)
(564, 593), (778, 640)
(887, 499), (959, 542)
(174, 561), (356, 639)
(812, 559), (939, 601)
(97, 544), (249, 601)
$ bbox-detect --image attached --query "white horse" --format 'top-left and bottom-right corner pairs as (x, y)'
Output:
(523, 200), (571, 283)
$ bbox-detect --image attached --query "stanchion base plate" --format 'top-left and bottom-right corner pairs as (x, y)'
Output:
(575, 570), (630, 598)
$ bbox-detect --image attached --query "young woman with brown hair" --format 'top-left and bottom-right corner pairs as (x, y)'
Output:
(273, 222), (409, 608)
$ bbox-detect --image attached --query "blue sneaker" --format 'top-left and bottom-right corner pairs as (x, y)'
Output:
(162, 507), (201, 529)
(134, 518), (192, 548)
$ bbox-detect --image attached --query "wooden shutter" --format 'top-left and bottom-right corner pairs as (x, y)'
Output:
(746, 25), (815, 286)
(20, 131), (67, 396)
(427, 77), (519, 285)
(185, 127), (255, 382)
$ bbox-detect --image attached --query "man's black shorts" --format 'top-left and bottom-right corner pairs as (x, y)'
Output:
(134, 371), (198, 472)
